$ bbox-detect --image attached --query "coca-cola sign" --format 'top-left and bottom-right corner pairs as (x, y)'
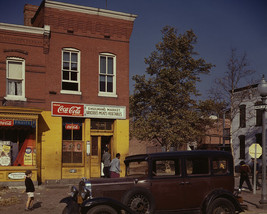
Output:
(0, 119), (14, 126)
(52, 102), (84, 117)
(65, 123), (80, 130)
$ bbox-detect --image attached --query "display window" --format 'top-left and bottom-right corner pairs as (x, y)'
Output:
(0, 119), (36, 167)
(62, 118), (83, 164)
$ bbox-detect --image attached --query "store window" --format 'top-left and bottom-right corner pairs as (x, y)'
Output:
(62, 118), (83, 164)
(98, 53), (116, 97)
(5, 57), (26, 101)
(61, 48), (81, 94)
(0, 119), (36, 166)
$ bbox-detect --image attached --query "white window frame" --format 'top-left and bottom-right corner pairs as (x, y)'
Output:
(98, 53), (117, 97)
(5, 57), (26, 101)
(60, 48), (81, 95)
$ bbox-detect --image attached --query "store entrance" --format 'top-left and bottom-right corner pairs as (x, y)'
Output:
(90, 135), (112, 177)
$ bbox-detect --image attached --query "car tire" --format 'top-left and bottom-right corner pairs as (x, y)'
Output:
(122, 188), (155, 214)
(86, 205), (117, 214)
(207, 198), (235, 214)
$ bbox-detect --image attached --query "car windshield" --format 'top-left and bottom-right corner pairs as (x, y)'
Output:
(126, 160), (149, 176)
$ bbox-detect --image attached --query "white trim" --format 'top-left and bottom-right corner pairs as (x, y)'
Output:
(60, 90), (82, 95)
(45, 0), (137, 21)
(0, 23), (50, 35)
(98, 92), (118, 98)
(6, 57), (26, 101)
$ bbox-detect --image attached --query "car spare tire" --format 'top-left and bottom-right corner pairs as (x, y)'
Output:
(122, 188), (155, 214)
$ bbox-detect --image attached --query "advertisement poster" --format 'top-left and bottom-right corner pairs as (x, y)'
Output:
(0, 141), (11, 166)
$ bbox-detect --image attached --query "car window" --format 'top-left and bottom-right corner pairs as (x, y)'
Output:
(186, 157), (209, 175)
(153, 159), (180, 177)
(212, 159), (228, 175)
(126, 161), (148, 176)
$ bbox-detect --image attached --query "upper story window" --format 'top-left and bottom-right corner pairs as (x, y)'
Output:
(98, 53), (117, 97)
(239, 105), (246, 128)
(61, 48), (81, 95)
(5, 57), (26, 101)
(239, 135), (245, 159)
(256, 109), (263, 126)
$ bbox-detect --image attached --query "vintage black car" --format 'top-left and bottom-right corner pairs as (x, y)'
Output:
(60, 150), (244, 214)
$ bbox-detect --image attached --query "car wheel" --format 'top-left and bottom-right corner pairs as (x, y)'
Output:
(87, 205), (117, 214)
(207, 198), (235, 214)
(122, 188), (155, 214)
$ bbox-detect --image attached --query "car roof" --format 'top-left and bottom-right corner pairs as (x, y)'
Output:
(124, 150), (232, 163)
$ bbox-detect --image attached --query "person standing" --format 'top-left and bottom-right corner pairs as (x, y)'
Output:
(239, 161), (253, 191)
(110, 153), (122, 178)
(102, 147), (111, 178)
(25, 170), (35, 211)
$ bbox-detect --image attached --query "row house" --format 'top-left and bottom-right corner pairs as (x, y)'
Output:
(231, 83), (265, 167)
(0, 0), (136, 185)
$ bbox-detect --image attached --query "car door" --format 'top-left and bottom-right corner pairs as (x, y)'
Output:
(150, 158), (185, 211)
(182, 156), (211, 209)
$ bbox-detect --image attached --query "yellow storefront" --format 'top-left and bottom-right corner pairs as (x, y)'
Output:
(0, 103), (129, 185)
(0, 106), (41, 185)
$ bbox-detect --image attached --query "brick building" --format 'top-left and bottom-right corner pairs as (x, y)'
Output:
(0, 0), (136, 184)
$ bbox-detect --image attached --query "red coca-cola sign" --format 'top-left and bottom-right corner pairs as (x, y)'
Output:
(52, 102), (84, 117)
(0, 119), (14, 126)
(65, 123), (80, 130)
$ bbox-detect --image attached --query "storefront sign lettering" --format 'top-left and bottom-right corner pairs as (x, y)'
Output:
(84, 105), (126, 119)
(52, 102), (84, 117)
(8, 172), (26, 180)
(0, 119), (13, 126)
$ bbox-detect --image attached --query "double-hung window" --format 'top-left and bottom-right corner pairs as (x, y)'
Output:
(5, 57), (26, 101)
(61, 48), (81, 94)
(99, 53), (117, 97)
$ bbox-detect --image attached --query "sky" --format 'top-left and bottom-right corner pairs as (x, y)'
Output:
(0, 0), (266, 100)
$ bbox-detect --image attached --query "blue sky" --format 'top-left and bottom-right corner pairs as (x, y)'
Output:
(0, 0), (266, 99)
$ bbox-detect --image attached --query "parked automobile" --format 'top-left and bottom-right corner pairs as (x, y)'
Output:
(60, 150), (244, 214)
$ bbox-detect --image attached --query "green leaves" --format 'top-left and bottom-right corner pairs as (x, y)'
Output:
(130, 26), (214, 150)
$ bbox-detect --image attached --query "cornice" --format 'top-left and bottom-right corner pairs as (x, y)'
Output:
(45, 0), (137, 22)
(0, 23), (50, 35)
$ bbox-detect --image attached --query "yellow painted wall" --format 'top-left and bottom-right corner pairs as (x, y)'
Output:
(40, 111), (62, 181)
(113, 119), (129, 177)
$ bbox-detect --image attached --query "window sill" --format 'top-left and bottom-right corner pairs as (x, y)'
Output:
(4, 96), (27, 102)
(98, 92), (118, 98)
(60, 90), (82, 95)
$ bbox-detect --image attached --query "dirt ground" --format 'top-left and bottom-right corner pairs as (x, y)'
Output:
(0, 185), (70, 214)
(1, 184), (267, 214)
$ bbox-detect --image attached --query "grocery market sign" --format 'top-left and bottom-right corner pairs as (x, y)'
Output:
(52, 102), (126, 119)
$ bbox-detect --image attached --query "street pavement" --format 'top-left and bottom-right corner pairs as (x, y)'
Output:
(0, 179), (267, 214)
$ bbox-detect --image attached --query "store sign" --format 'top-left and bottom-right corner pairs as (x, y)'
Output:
(8, 172), (25, 180)
(52, 102), (84, 117)
(84, 104), (126, 119)
(65, 123), (80, 130)
(0, 119), (13, 126)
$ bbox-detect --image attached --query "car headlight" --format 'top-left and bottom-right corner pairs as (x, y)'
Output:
(81, 187), (89, 199)
(70, 186), (78, 198)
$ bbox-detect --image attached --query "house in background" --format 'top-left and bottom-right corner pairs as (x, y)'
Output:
(231, 84), (264, 167)
(0, 0), (136, 185)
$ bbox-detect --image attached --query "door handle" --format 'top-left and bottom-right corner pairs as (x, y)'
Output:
(179, 182), (185, 185)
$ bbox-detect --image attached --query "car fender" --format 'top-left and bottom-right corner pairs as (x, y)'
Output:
(202, 189), (243, 213)
(60, 197), (80, 214)
(81, 197), (136, 214)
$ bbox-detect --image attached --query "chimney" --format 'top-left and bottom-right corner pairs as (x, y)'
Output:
(24, 4), (39, 26)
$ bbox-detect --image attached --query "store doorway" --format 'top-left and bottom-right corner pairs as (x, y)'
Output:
(100, 136), (112, 176)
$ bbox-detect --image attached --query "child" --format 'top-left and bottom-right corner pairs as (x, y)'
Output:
(25, 170), (35, 211)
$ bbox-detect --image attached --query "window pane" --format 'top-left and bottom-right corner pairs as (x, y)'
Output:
(108, 57), (113, 74)
(212, 159), (228, 175)
(154, 160), (176, 176)
(239, 105), (246, 128)
(186, 157), (209, 175)
(63, 71), (69, 80)
(63, 62), (69, 70)
(71, 72), (77, 81)
(15, 82), (22, 96)
(239, 135), (245, 159)
(71, 53), (77, 62)
(62, 82), (78, 91)
(100, 56), (106, 74)
(71, 63), (77, 71)
(107, 76), (113, 92)
(92, 136), (98, 156)
(63, 52), (70, 61)
(100, 75), (106, 92)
